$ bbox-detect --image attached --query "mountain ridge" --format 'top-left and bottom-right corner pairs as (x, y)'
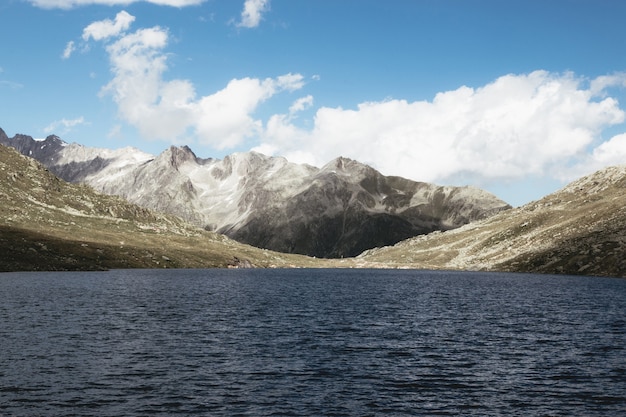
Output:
(0, 130), (511, 258)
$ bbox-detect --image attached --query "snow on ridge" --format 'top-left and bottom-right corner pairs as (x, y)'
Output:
(58, 143), (153, 164)
(52, 143), (154, 186)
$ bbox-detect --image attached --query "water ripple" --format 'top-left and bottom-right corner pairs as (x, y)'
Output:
(1, 269), (625, 416)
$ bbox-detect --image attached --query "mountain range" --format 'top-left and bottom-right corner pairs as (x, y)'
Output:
(0, 133), (624, 277)
(0, 129), (510, 258)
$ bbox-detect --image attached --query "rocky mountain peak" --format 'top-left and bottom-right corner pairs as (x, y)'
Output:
(358, 163), (626, 277)
(225, 151), (269, 169)
(12, 133), (34, 142)
(2, 138), (625, 276)
(319, 157), (378, 182)
(157, 145), (198, 170)
(0, 142), (319, 271)
(44, 134), (65, 145)
(0, 132), (67, 165)
(322, 156), (356, 172)
(218, 151), (289, 181)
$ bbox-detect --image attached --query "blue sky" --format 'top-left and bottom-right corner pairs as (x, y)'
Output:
(2, 0), (626, 206)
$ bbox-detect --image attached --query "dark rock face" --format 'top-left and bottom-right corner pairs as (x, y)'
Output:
(1, 130), (512, 258)
(226, 160), (422, 257)
(212, 155), (510, 258)
(233, 208), (420, 258)
(0, 132), (67, 166)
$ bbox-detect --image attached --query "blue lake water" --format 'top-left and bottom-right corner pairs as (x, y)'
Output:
(1, 268), (625, 416)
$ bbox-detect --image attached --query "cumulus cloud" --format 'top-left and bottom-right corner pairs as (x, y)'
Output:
(107, 124), (123, 139)
(71, 9), (626, 192)
(44, 116), (86, 134)
(236, 0), (270, 28)
(591, 133), (626, 165)
(193, 75), (304, 148)
(562, 133), (626, 180)
(84, 11), (303, 148)
(83, 10), (135, 41)
(256, 71), (626, 186)
(27, 0), (204, 9)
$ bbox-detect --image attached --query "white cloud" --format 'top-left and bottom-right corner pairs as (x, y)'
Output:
(88, 12), (303, 148)
(590, 72), (626, 95)
(193, 75), (304, 148)
(289, 95), (313, 114)
(62, 41), (75, 59)
(257, 71), (626, 186)
(251, 96), (313, 156)
(562, 133), (626, 180)
(591, 133), (626, 166)
(44, 116), (86, 134)
(236, 0), (270, 28)
(27, 0), (205, 9)
(74, 10), (626, 192)
(0, 67), (24, 90)
(82, 10), (135, 41)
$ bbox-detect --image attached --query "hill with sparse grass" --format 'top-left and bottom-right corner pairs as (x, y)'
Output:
(354, 165), (626, 277)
